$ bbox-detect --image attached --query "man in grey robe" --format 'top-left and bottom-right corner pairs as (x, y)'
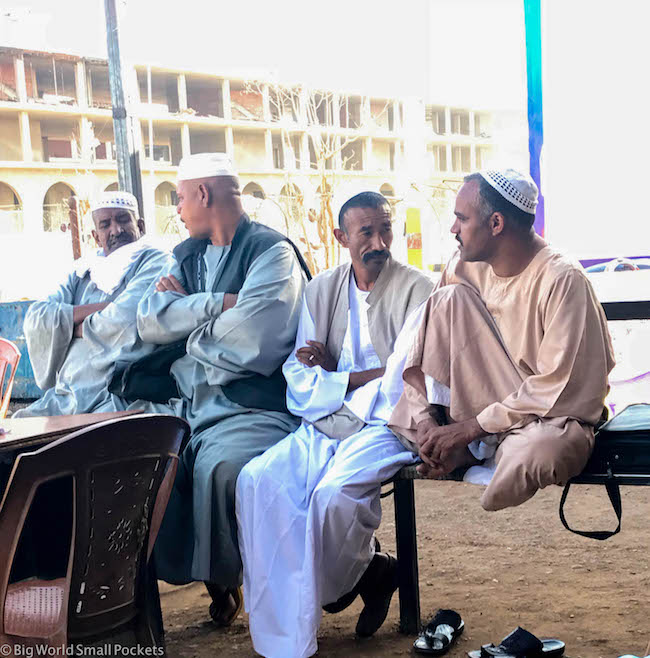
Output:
(14, 191), (170, 418)
(236, 192), (433, 658)
(135, 153), (308, 626)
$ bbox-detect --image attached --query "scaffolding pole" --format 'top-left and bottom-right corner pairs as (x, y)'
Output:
(104, 0), (144, 219)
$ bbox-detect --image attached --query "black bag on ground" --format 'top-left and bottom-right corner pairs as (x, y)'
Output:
(559, 403), (650, 540)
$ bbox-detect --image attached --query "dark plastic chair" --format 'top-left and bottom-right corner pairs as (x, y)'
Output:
(0, 338), (21, 419)
(0, 413), (189, 656)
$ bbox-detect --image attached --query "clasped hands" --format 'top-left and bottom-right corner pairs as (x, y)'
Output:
(155, 275), (237, 311)
(415, 415), (485, 478)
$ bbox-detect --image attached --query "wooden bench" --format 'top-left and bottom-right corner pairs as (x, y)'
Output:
(390, 299), (650, 634)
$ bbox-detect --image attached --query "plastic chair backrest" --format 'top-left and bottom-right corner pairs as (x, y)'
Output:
(0, 338), (21, 419)
(0, 413), (189, 642)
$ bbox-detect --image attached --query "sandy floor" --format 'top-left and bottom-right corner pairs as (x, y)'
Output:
(160, 480), (650, 658)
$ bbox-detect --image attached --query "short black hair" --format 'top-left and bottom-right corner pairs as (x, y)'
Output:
(338, 191), (390, 231)
(464, 173), (535, 231)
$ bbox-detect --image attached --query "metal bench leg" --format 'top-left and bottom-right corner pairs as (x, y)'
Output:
(394, 478), (420, 634)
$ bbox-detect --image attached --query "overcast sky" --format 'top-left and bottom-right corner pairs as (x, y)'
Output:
(3, 0), (527, 109)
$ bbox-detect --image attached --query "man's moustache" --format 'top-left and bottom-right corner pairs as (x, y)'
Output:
(362, 250), (389, 263)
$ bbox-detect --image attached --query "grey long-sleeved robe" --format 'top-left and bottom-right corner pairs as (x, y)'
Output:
(14, 246), (171, 418)
(138, 240), (306, 586)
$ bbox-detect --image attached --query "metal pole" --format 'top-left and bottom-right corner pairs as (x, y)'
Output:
(68, 196), (82, 260)
(104, 0), (144, 219)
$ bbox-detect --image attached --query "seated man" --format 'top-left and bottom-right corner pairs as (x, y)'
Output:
(236, 192), (433, 658)
(136, 153), (309, 626)
(390, 168), (615, 511)
(15, 191), (170, 418)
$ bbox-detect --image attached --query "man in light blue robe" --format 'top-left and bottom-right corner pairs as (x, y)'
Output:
(14, 191), (170, 419)
(135, 153), (309, 626)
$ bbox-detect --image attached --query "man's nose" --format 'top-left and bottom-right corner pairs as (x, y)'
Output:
(370, 233), (386, 251)
(450, 219), (459, 234)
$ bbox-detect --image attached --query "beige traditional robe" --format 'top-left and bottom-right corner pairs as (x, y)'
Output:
(390, 246), (616, 509)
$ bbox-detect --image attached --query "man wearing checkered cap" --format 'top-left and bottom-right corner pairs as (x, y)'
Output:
(15, 191), (171, 418)
(389, 168), (615, 510)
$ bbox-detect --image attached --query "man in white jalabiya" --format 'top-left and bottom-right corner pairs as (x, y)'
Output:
(236, 191), (433, 658)
(15, 191), (170, 418)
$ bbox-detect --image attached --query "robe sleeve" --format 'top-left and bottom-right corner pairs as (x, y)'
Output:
(186, 241), (306, 387)
(283, 298), (350, 422)
(23, 272), (78, 389)
(476, 271), (613, 434)
(82, 248), (172, 371)
(137, 260), (226, 345)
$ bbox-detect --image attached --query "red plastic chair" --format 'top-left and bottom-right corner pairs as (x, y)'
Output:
(0, 338), (20, 419)
(0, 414), (189, 656)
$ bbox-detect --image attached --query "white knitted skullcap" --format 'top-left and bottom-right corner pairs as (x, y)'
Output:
(90, 191), (139, 217)
(177, 153), (237, 181)
(479, 169), (538, 214)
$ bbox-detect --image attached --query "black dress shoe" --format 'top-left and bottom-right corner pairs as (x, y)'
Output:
(322, 537), (381, 614)
(355, 552), (398, 638)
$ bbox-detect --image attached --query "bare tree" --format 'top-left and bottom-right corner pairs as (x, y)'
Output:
(245, 80), (388, 272)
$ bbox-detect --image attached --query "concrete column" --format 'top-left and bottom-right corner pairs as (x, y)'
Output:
(283, 136), (294, 170)
(79, 117), (92, 164)
(181, 123), (191, 157)
(393, 101), (401, 131)
(225, 126), (234, 162)
(262, 85), (271, 122)
(221, 79), (232, 120)
(298, 88), (309, 126)
(363, 97), (371, 127)
(445, 143), (452, 172)
(444, 107), (451, 135)
(468, 109), (476, 137)
(14, 56), (27, 102)
(300, 133), (310, 171)
(332, 93), (340, 128)
(75, 61), (88, 108)
(470, 144), (477, 172)
(365, 137), (373, 171)
(334, 137), (342, 170)
(177, 74), (188, 111)
(264, 129), (273, 169)
(19, 112), (32, 162)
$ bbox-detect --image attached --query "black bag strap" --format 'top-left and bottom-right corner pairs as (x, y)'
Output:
(559, 472), (622, 540)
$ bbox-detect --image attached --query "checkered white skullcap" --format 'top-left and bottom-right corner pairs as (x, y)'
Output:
(479, 169), (538, 214)
(178, 152), (238, 181)
(90, 191), (140, 217)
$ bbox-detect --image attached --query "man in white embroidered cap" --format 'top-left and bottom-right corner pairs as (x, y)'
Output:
(14, 191), (171, 418)
(134, 153), (310, 626)
(389, 168), (615, 511)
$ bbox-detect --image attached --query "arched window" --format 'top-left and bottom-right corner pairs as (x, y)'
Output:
(0, 183), (23, 234)
(379, 183), (395, 198)
(104, 182), (119, 192)
(242, 182), (266, 199)
(43, 183), (76, 232)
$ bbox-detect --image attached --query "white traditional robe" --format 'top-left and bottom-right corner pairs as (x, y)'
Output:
(236, 277), (424, 658)
(14, 241), (171, 418)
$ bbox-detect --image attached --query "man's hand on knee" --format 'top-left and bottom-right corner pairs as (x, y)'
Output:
(419, 418), (486, 472)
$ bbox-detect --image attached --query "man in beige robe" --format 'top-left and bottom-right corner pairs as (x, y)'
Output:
(236, 192), (432, 658)
(390, 168), (615, 511)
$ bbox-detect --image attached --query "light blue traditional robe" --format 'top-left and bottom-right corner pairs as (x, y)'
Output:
(14, 245), (171, 418)
(137, 240), (306, 586)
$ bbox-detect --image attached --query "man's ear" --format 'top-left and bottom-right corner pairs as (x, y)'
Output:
(91, 229), (100, 247)
(490, 211), (505, 236)
(333, 227), (348, 248)
(198, 183), (210, 207)
(137, 218), (146, 235)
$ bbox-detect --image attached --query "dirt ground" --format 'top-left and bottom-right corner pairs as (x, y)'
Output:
(159, 480), (649, 658)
